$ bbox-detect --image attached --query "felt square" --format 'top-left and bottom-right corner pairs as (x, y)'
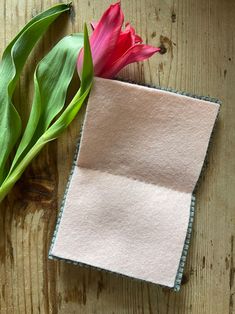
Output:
(49, 78), (220, 289)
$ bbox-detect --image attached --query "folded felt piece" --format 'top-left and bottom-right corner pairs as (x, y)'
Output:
(49, 77), (220, 290)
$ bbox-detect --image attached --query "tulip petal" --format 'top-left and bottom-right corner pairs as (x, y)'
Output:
(101, 25), (144, 71)
(77, 2), (124, 77)
(107, 30), (133, 64)
(125, 23), (142, 43)
(100, 44), (161, 78)
(77, 2), (160, 80)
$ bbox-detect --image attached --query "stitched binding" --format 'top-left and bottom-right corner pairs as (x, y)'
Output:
(173, 195), (196, 291)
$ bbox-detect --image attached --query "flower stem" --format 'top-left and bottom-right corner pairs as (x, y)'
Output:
(0, 138), (45, 202)
(0, 87), (87, 203)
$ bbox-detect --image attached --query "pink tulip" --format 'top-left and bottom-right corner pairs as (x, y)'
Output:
(77, 2), (160, 79)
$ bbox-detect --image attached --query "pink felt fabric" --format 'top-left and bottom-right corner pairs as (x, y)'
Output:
(51, 78), (219, 288)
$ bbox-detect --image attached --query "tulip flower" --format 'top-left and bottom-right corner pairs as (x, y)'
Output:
(77, 2), (160, 79)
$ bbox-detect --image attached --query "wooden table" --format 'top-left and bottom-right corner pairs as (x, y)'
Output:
(0, 1), (234, 313)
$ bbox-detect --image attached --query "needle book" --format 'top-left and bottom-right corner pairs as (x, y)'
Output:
(49, 77), (220, 290)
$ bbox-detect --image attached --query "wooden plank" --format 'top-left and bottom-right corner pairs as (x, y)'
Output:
(0, 0), (234, 313)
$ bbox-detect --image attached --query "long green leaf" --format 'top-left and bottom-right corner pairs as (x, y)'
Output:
(10, 33), (84, 172)
(0, 3), (70, 182)
(0, 24), (93, 202)
(42, 24), (94, 140)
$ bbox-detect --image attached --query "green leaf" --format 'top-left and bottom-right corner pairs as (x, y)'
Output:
(0, 23), (94, 202)
(10, 33), (84, 172)
(42, 23), (94, 140)
(0, 3), (70, 183)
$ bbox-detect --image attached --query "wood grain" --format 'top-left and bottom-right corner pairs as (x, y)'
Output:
(0, 0), (234, 313)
